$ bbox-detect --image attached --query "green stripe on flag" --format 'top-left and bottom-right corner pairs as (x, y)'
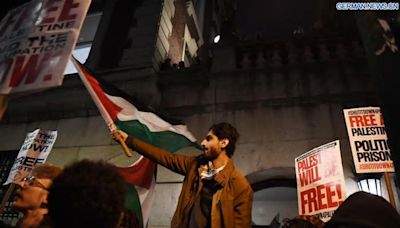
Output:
(125, 184), (143, 228)
(116, 120), (199, 153)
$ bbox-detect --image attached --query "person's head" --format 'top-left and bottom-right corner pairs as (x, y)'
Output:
(325, 191), (400, 228)
(13, 163), (62, 212)
(201, 122), (239, 159)
(48, 159), (125, 228)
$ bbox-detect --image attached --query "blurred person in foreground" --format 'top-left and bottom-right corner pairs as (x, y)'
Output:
(325, 191), (400, 228)
(48, 159), (126, 228)
(113, 122), (253, 228)
(12, 163), (63, 228)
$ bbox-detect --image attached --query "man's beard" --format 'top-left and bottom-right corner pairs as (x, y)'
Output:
(203, 147), (220, 161)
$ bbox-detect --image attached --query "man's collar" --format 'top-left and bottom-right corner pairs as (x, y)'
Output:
(214, 160), (234, 186)
(198, 159), (234, 187)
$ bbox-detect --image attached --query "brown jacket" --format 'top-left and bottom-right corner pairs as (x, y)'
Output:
(126, 136), (253, 228)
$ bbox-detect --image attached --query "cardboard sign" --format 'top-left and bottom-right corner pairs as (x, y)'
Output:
(343, 107), (394, 173)
(4, 129), (57, 185)
(295, 140), (346, 222)
(0, 0), (91, 94)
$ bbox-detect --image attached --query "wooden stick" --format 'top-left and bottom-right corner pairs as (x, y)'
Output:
(384, 172), (396, 208)
(0, 94), (8, 122)
(0, 183), (16, 215)
(118, 136), (133, 157)
(71, 57), (132, 157)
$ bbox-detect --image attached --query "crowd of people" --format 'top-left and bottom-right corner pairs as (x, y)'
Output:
(1, 122), (400, 227)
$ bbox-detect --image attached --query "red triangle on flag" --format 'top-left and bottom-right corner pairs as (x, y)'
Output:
(115, 157), (156, 189)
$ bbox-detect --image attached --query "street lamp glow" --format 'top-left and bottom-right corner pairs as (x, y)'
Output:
(213, 35), (220, 43)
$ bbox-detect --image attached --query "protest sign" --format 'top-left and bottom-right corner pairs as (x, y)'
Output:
(343, 107), (394, 173)
(295, 140), (346, 222)
(3, 129), (57, 185)
(0, 0), (91, 94)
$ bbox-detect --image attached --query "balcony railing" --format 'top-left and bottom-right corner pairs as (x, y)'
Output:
(234, 35), (366, 69)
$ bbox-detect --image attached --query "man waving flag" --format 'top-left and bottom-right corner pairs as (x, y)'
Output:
(71, 56), (199, 227)
(71, 56), (198, 152)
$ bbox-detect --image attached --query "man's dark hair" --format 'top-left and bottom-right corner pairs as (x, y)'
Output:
(48, 160), (125, 228)
(209, 122), (239, 157)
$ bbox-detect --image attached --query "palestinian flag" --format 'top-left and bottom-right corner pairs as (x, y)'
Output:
(72, 57), (198, 227)
(115, 156), (157, 228)
(72, 57), (198, 151)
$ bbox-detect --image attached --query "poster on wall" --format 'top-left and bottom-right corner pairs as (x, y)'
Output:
(0, 0), (91, 94)
(3, 129), (57, 185)
(343, 107), (394, 173)
(295, 140), (346, 222)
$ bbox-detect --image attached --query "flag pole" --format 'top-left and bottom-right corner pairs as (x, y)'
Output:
(0, 183), (15, 215)
(383, 172), (396, 208)
(71, 56), (133, 157)
(0, 94), (8, 122)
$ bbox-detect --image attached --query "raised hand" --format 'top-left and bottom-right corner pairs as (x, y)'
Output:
(111, 129), (128, 144)
(111, 130), (133, 157)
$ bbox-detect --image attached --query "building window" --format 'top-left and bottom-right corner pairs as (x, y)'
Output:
(64, 12), (102, 75)
(356, 173), (383, 196)
(64, 44), (92, 75)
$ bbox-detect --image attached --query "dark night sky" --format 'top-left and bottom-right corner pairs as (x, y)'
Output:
(1, 0), (398, 41)
(1, 0), (317, 40)
(235, 0), (317, 40)
(0, 0), (29, 19)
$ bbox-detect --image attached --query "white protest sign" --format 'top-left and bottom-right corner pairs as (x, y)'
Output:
(343, 107), (394, 173)
(295, 140), (346, 222)
(0, 0), (91, 94)
(4, 129), (57, 185)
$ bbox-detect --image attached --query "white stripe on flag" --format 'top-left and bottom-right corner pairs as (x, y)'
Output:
(135, 177), (156, 227)
(106, 94), (196, 142)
